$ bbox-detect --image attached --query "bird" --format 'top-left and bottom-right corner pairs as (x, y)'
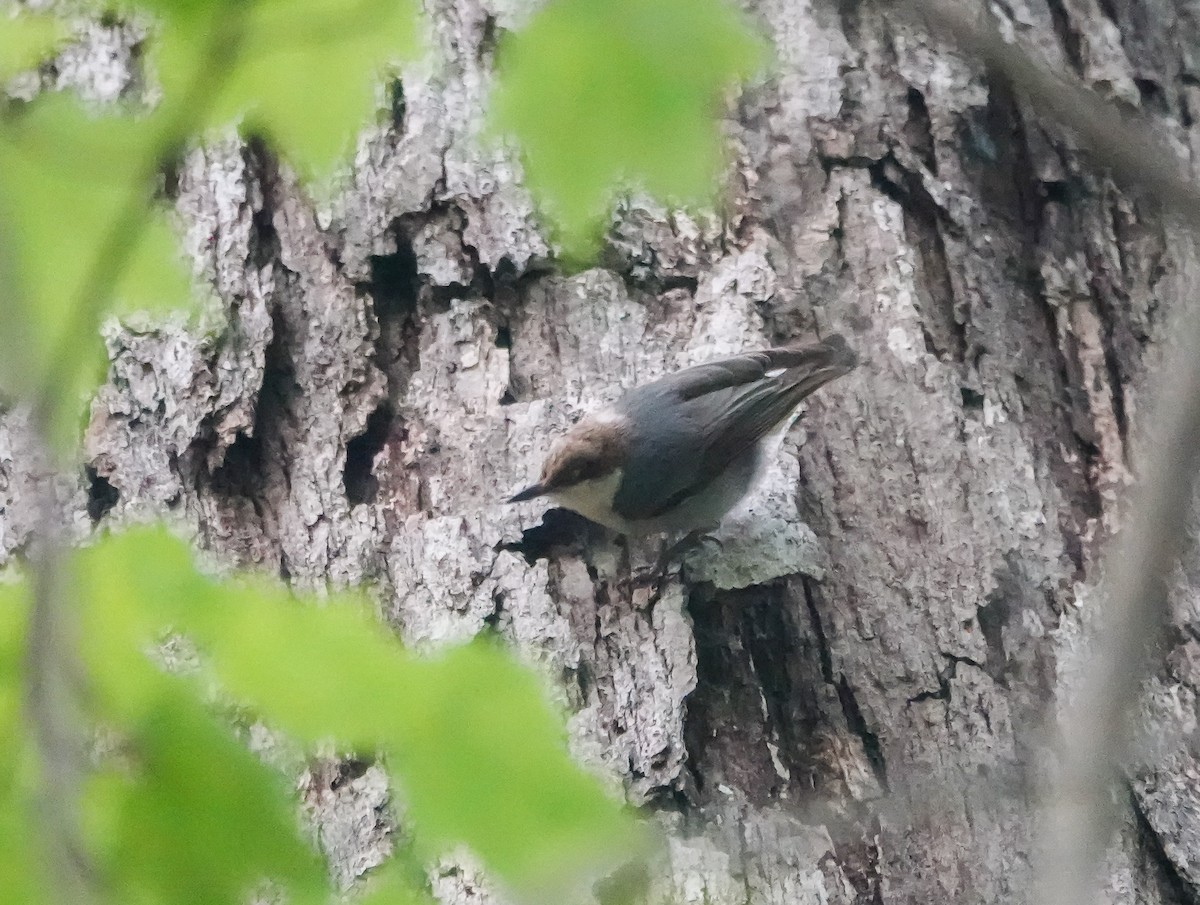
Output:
(508, 335), (857, 543)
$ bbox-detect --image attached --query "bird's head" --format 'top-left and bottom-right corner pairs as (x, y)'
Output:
(508, 414), (630, 505)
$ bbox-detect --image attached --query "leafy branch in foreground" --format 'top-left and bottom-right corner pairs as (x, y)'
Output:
(0, 0), (418, 446)
(0, 0), (759, 901)
(2, 4), (424, 903)
(491, 0), (764, 260)
(2, 527), (646, 905)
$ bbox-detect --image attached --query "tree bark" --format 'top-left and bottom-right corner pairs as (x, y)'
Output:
(6, 0), (1200, 903)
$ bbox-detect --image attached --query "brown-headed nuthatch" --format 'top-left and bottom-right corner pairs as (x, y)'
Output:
(509, 335), (857, 537)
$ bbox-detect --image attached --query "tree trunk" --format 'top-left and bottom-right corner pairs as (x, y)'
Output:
(7, 0), (1200, 903)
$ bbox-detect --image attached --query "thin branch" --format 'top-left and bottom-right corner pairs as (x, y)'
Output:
(23, 509), (92, 905)
(883, 1), (1200, 904)
(19, 7), (247, 905)
(892, 0), (1200, 230)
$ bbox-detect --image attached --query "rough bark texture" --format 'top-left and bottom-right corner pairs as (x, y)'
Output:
(6, 0), (1200, 903)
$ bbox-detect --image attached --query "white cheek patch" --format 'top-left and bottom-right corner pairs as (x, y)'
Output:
(549, 469), (626, 531)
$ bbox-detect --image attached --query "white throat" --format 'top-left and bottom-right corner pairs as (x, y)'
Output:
(548, 468), (629, 533)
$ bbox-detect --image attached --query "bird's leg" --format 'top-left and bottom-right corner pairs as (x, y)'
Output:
(630, 527), (719, 587)
(656, 528), (711, 573)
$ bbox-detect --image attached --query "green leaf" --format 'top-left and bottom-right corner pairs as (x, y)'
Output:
(0, 10), (66, 80)
(0, 789), (41, 905)
(92, 684), (326, 905)
(0, 579), (28, 789)
(77, 524), (209, 721)
(0, 759), (42, 905)
(385, 642), (643, 894)
(108, 0), (223, 21)
(356, 857), (434, 905)
(0, 580), (44, 905)
(74, 533), (322, 905)
(0, 96), (195, 443)
(83, 527), (646, 896)
(153, 0), (420, 178)
(491, 0), (764, 259)
(184, 587), (643, 890)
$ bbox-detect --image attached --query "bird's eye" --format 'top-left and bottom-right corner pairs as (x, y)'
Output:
(572, 459), (600, 482)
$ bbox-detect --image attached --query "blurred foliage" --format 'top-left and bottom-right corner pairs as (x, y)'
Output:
(492, 0), (763, 259)
(0, 11), (65, 80)
(0, 0), (755, 901)
(85, 686), (329, 905)
(0, 0), (417, 445)
(0, 581), (40, 905)
(2, 529), (645, 905)
(147, 0), (419, 178)
(0, 96), (194, 443)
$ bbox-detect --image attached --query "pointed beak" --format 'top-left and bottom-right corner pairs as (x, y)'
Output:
(508, 482), (548, 503)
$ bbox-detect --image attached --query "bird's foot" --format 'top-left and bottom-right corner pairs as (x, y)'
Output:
(658, 528), (716, 572)
(628, 528), (719, 589)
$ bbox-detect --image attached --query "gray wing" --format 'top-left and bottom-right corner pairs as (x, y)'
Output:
(611, 336), (856, 522)
(652, 335), (856, 401)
